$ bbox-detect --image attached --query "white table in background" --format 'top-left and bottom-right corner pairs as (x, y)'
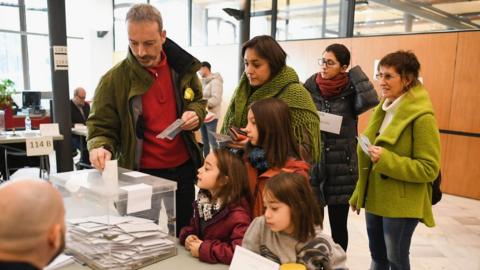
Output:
(0, 130), (64, 180)
(71, 126), (87, 137)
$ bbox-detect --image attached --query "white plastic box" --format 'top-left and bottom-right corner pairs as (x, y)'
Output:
(50, 168), (177, 270)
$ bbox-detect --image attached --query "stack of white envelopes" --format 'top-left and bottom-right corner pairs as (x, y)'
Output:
(67, 215), (176, 269)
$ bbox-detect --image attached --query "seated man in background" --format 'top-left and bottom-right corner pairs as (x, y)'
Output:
(0, 179), (66, 270)
(71, 87), (91, 168)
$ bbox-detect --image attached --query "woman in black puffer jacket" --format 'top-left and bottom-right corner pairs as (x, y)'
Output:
(304, 43), (379, 251)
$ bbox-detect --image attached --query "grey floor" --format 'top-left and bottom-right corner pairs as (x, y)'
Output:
(332, 194), (480, 270)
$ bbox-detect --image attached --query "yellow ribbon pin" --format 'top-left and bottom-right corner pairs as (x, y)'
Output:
(184, 87), (194, 101)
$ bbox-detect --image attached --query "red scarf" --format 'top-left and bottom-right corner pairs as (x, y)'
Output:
(315, 72), (349, 98)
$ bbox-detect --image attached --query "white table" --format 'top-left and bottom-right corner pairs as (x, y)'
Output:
(71, 126), (87, 137)
(58, 243), (228, 270)
(0, 130), (64, 180)
(0, 130), (64, 144)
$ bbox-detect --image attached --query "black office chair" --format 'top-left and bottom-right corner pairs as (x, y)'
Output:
(0, 144), (49, 180)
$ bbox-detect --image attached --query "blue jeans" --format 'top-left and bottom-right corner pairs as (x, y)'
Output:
(200, 119), (218, 157)
(366, 212), (419, 270)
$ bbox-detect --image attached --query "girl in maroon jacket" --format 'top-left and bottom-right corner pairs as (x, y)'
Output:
(179, 148), (252, 264)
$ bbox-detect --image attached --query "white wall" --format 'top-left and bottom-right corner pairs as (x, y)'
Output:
(186, 44), (239, 127)
(66, 0), (114, 101)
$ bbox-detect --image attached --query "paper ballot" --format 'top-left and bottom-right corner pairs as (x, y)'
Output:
(158, 199), (169, 234)
(102, 160), (118, 193)
(156, 119), (184, 140)
(357, 134), (372, 156)
(230, 246), (279, 270)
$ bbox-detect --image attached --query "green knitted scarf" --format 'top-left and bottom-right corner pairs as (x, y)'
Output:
(221, 66), (321, 162)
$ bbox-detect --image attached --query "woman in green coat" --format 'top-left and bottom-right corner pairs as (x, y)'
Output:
(220, 35), (321, 164)
(349, 51), (440, 270)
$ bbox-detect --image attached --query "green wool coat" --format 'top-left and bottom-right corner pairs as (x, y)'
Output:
(349, 84), (440, 227)
(220, 66), (321, 163)
(87, 39), (206, 169)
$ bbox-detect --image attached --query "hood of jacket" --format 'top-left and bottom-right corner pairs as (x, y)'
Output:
(365, 83), (435, 147)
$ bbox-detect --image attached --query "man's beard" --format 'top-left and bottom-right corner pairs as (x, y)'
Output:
(48, 232), (66, 265)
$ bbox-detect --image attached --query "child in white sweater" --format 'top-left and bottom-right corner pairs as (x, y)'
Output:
(242, 173), (348, 270)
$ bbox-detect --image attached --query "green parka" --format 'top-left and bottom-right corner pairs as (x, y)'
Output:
(349, 84), (440, 227)
(87, 38), (206, 170)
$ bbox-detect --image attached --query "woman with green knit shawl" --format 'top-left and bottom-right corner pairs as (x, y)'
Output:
(221, 35), (321, 163)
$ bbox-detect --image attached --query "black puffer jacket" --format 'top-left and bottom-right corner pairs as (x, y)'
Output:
(304, 66), (379, 205)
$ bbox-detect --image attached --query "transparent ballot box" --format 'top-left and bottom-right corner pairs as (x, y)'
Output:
(50, 168), (177, 270)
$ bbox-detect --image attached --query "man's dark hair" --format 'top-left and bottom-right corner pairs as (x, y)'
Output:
(201, 61), (211, 70)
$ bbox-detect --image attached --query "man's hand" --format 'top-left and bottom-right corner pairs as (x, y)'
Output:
(181, 111), (199, 131)
(89, 147), (112, 171)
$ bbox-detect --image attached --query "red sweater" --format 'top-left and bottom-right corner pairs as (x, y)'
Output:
(140, 52), (189, 169)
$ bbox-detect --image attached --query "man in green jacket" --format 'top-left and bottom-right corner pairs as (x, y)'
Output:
(87, 3), (206, 233)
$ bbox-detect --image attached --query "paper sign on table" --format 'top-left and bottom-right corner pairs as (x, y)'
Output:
(26, 136), (54, 156)
(120, 183), (153, 214)
(40, 123), (60, 136)
(229, 246), (279, 270)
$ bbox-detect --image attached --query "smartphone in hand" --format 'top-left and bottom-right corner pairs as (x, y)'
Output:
(228, 126), (247, 141)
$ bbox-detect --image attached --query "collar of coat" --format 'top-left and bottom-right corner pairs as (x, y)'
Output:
(363, 84), (435, 146)
(125, 37), (201, 86)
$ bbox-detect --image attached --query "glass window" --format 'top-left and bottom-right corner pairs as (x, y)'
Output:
(252, 0), (271, 13)
(192, 0), (240, 46)
(353, 1), (480, 36)
(27, 35), (51, 91)
(250, 15), (271, 37)
(0, 32), (23, 90)
(25, 0), (48, 35)
(276, 0), (342, 40)
(0, 1), (20, 31)
(277, 0), (319, 40)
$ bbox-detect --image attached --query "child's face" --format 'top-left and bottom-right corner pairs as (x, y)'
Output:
(245, 109), (259, 145)
(197, 153), (220, 194)
(263, 191), (294, 234)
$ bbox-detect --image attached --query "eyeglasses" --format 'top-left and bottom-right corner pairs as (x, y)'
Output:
(375, 73), (399, 81)
(317, 58), (338, 67)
